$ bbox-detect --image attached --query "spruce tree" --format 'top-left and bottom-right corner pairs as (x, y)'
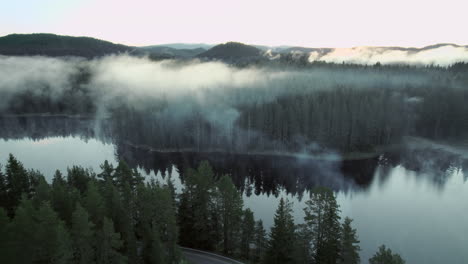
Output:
(35, 202), (72, 264)
(5, 154), (30, 216)
(83, 180), (105, 226)
(369, 245), (405, 264)
(340, 217), (360, 264)
(264, 198), (296, 264)
(96, 217), (126, 264)
(304, 187), (341, 264)
(9, 197), (37, 263)
(240, 208), (256, 261)
(216, 175), (243, 256)
(253, 220), (267, 264)
(71, 203), (95, 264)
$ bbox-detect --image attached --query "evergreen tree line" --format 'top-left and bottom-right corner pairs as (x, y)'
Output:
(0, 154), (180, 264)
(0, 155), (406, 264)
(176, 162), (405, 264)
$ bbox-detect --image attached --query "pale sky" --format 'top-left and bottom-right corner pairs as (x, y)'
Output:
(0, 0), (467, 47)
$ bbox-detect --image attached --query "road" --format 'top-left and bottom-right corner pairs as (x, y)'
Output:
(182, 247), (244, 264)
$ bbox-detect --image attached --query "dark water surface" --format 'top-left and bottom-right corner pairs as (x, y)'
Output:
(1, 116), (467, 263)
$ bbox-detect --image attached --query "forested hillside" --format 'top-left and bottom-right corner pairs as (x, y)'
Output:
(0, 34), (132, 58)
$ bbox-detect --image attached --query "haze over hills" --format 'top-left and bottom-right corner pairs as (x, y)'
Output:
(0, 33), (467, 65)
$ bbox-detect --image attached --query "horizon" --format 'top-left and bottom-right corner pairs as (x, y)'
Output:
(1, 32), (467, 49)
(1, 0), (467, 48)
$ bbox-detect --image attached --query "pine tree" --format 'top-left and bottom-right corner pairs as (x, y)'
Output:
(9, 196), (37, 263)
(35, 202), (72, 264)
(253, 220), (267, 264)
(264, 198), (296, 264)
(147, 225), (167, 264)
(215, 175), (244, 256)
(71, 203), (96, 264)
(178, 161), (216, 250)
(304, 187), (341, 264)
(52, 171), (75, 226)
(240, 208), (255, 261)
(0, 165), (7, 209)
(369, 245), (405, 264)
(5, 154), (30, 216)
(83, 180), (105, 226)
(98, 160), (114, 183)
(55, 223), (74, 264)
(340, 217), (360, 264)
(96, 217), (126, 264)
(32, 175), (51, 208)
(294, 223), (312, 264)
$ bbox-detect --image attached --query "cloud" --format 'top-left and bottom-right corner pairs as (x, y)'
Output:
(309, 45), (468, 66)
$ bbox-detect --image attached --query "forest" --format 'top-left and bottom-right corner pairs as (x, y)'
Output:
(0, 155), (405, 264)
(1, 56), (467, 154)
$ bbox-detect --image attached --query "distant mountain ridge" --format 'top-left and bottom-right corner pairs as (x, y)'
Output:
(0, 33), (133, 58)
(0, 33), (466, 64)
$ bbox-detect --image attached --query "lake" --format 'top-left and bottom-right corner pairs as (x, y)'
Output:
(1, 116), (467, 263)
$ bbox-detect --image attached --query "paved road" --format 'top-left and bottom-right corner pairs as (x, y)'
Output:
(182, 247), (244, 264)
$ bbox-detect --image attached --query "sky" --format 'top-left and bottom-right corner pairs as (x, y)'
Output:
(0, 0), (467, 47)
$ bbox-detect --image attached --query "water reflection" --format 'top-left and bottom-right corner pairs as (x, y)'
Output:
(1, 116), (467, 264)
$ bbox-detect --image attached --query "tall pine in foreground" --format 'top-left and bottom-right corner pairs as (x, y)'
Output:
(253, 220), (267, 264)
(304, 187), (341, 264)
(264, 198), (296, 264)
(339, 217), (360, 264)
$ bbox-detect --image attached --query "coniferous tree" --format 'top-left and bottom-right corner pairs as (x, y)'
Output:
(240, 208), (256, 261)
(304, 187), (341, 264)
(71, 203), (96, 264)
(264, 198), (296, 264)
(0, 165), (7, 209)
(83, 180), (105, 226)
(148, 225), (167, 264)
(294, 223), (312, 264)
(5, 154), (30, 215)
(216, 175), (244, 256)
(52, 170), (76, 226)
(55, 223), (74, 264)
(340, 217), (360, 264)
(253, 220), (267, 264)
(9, 196), (37, 263)
(96, 217), (126, 264)
(178, 161), (216, 250)
(32, 175), (51, 208)
(369, 245), (405, 264)
(35, 202), (73, 264)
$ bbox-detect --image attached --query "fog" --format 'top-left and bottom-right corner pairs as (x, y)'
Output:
(308, 44), (468, 66)
(0, 54), (466, 156)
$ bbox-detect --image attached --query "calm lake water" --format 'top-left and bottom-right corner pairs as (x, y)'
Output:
(1, 116), (467, 264)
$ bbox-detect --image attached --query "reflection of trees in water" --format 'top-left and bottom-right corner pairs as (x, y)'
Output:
(114, 142), (383, 197)
(0, 116), (112, 143)
(1, 116), (466, 195)
(383, 147), (466, 189)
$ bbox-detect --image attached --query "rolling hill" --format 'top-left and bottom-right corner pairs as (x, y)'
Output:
(0, 33), (133, 58)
